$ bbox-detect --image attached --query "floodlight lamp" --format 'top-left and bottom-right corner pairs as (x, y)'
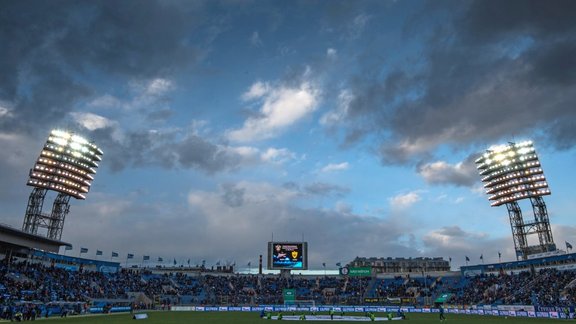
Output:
(476, 141), (550, 206)
(27, 129), (103, 200)
(517, 147), (531, 155)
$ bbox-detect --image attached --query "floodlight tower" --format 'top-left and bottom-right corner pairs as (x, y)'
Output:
(475, 141), (555, 260)
(22, 130), (103, 241)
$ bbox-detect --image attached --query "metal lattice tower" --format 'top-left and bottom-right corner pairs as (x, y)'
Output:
(22, 188), (48, 235)
(21, 130), (102, 240)
(476, 141), (555, 260)
(22, 190), (71, 241)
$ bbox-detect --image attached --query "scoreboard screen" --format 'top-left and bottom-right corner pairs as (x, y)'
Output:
(267, 242), (308, 270)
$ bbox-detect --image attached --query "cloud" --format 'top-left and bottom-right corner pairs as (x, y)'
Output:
(347, 13), (372, 39)
(241, 81), (270, 101)
(179, 181), (419, 266)
(421, 226), (512, 266)
(320, 89), (353, 126)
(389, 191), (421, 210)
(417, 155), (479, 187)
(0, 133), (39, 207)
(320, 162), (350, 173)
(86, 122), (297, 173)
(551, 225), (576, 252)
(250, 31), (263, 47)
(70, 112), (117, 131)
(142, 78), (174, 97)
(261, 147), (297, 164)
(89, 78), (175, 113)
(319, 0), (576, 164)
(228, 79), (321, 142)
(303, 182), (350, 197)
(0, 1), (205, 136)
(327, 48), (338, 60)
(0, 103), (13, 118)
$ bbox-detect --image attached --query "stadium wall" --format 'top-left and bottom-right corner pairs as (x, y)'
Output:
(169, 304), (573, 319)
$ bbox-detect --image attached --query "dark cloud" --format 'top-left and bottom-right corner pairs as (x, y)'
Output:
(220, 183), (246, 207)
(323, 0), (576, 165)
(457, 0), (576, 43)
(0, 0), (203, 135)
(89, 127), (255, 173)
(303, 182), (350, 197)
(281, 182), (350, 198)
(146, 109), (174, 123)
(60, 182), (420, 268)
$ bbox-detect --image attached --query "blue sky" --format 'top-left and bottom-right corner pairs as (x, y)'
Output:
(1, 0), (575, 270)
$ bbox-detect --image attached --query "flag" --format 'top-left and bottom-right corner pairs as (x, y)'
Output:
(465, 256), (470, 262)
(480, 254), (483, 260)
(65, 245), (73, 251)
(322, 262), (326, 267)
(112, 252), (119, 258)
(336, 262), (342, 267)
(567, 241), (573, 250)
(449, 257), (452, 263)
(498, 251), (501, 259)
(158, 257), (163, 262)
(96, 250), (103, 256)
(143, 256), (150, 261)
(187, 259), (190, 265)
(173, 258), (177, 265)
(80, 248), (88, 253)
(127, 254), (134, 259)
(247, 261), (251, 267)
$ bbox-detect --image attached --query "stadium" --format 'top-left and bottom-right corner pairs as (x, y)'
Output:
(2, 1), (576, 323)
(0, 132), (575, 323)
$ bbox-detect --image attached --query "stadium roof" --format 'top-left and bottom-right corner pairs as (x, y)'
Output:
(461, 252), (576, 275)
(0, 223), (71, 253)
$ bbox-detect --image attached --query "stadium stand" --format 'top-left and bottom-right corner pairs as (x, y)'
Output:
(2, 252), (576, 318)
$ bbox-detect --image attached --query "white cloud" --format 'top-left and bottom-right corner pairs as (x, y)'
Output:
(0, 103), (13, 118)
(347, 13), (371, 39)
(423, 226), (488, 250)
(70, 112), (116, 131)
(389, 191), (421, 209)
(88, 94), (123, 108)
(241, 81), (269, 101)
(226, 145), (260, 159)
(321, 162), (350, 173)
(261, 147), (296, 164)
(250, 31), (263, 47)
(327, 48), (338, 60)
(212, 145), (297, 168)
(140, 78), (174, 96)
(89, 78), (175, 111)
(417, 157), (478, 187)
(228, 80), (320, 142)
(320, 89), (353, 126)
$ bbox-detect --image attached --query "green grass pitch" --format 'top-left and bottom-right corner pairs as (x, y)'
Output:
(33, 311), (565, 323)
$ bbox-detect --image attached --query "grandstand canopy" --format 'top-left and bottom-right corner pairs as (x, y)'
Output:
(0, 223), (71, 255)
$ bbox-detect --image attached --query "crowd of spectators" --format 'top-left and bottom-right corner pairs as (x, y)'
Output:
(448, 268), (576, 306)
(2, 259), (576, 310)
